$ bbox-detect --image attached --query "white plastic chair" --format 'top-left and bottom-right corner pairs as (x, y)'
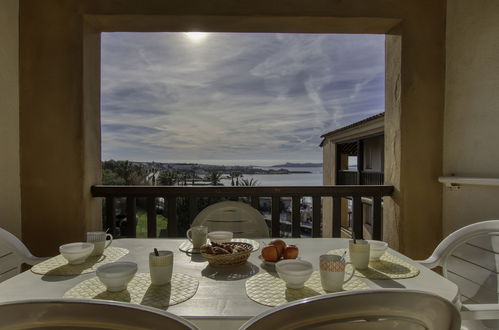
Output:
(418, 220), (499, 328)
(0, 227), (47, 282)
(192, 201), (270, 238)
(240, 289), (461, 330)
(0, 299), (199, 329)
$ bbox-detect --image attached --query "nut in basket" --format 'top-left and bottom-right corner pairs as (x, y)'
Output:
(201, 242), (253, 266)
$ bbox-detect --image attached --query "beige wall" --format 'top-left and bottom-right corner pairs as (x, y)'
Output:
(20, 0), (445, 257)
(443, 0), (499, 235)
(0, 0), (21, 237)
(322, 139), (335, 237)
(363, 135), (384, 173)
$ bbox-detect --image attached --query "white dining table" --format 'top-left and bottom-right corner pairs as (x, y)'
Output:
(0, 238), (460, 329)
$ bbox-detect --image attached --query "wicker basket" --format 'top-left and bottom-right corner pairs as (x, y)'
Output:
(201, 242), (253, 266)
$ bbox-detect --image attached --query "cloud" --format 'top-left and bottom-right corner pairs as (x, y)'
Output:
(101, 33), (385, 164)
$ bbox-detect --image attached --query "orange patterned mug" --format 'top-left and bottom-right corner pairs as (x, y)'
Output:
(319, 254), (355, 292)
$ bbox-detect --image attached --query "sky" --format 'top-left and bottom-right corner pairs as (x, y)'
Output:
(101, 32), (385, 166)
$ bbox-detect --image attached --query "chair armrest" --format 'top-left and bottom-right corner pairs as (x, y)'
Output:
(416, 256), (440, 269)
(23, 256), (50, 266)
(461, 303), (499, 320)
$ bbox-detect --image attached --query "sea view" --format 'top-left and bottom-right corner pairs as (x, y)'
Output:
(220, 166), (323, 186)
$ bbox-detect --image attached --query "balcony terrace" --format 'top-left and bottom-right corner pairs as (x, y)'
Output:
(2, 1), (499, 328)
(91, 185), (393, 240)
(1, 3), (499, 326)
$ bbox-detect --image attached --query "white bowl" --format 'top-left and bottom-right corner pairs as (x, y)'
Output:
(59, 242), (94, 265)
(208, 231), (234, 243)
(96, 262), (138, 292)
(275, 259), (313, 289)
(368, 240), (388, 261)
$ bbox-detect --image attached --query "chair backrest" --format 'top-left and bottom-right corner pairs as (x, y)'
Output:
(420, 220), (499, 306)
(0, 299), (199, 329)
(0, 227), (46, 282)
(240, 289), (461, 330)
(192, 201), (270, 238)
(0, 240), (19, 282)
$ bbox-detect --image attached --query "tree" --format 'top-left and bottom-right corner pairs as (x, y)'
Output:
(190, 170), (197, 185)
(235, 172), (243, 186)
(240, 178), (259, 186)
(178, 172), (189, 186)
(206, 171), (223, 186)
(101, 160), (149, 185)
(229, 172), (237, 186)
(158, 170), (178, 186)
(149, 161), (158, 186)
(102, 169), (125, 185)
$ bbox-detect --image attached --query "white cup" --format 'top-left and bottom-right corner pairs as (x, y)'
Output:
(320, 254), (355, 292)
(149, 251), (173, 286)
(208, 231), (233, 243)
(349, 239), (370, 270)
(87, 231), (113, 256)
(186, 226), (208, 251)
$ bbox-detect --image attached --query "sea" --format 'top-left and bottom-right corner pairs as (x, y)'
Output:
(219, 166), (323, 186)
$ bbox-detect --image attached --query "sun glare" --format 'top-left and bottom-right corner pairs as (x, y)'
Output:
(185, 32), (208, 42)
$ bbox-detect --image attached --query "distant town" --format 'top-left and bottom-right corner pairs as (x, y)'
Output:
(102, 160), (323, 187)
(133, 161), (322, 175)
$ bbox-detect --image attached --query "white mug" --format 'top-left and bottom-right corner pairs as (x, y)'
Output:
(208, 231), (233, 243)
(320, 254), (355, 292)
(186, 226), (208, 251)
(149, 251), (173, 286)
(349, 239), (370, 270)
(87, 231), (113, 256)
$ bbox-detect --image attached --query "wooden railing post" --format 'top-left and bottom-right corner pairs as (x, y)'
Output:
(105, 197), (116, 236)
(271, 196), (280, 237)
(167, 196), (178, 237)
(372, 196), (382, 240)
(188, 197), (198, 225)
(146, 197), (156, 238)
(291, 196), (301, 238)
(312, 196), (321, 237)
(251, 196), (259, 210)
(352, 196), (363, 239)
(91, 185), (394, 239)
(126, 197), (137, 238)
(332, 197), (341, 237)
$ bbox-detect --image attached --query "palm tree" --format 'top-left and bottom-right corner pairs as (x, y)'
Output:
(235, 171), (243, 186)
(190, 170), (197, 185)
(240, 178), (259, 186)
(206, 171), (223, 186)
(178, 172), (189, 186)
(229, 171), (238, 186)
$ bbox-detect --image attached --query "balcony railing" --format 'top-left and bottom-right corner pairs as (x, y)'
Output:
(337, 171), (384, 185)
(337, 171), (358, 185)
(91, 185), (394, 240)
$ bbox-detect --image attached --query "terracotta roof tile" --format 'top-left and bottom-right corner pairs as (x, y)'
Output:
(320, 112), (384, 138)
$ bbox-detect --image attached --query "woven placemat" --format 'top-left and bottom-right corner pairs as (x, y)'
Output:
(179, 238), (260, 253)
(64, 273), (199, 309)
(31, 247), (129, 276)
(246, 271), (369, 307)
(328, 248), (420, 280)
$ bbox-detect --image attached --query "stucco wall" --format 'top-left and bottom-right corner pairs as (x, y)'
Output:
(363, 135), (384, 172)
(0, 0), (21, 237)
(443, 0), (499, 235)
(322, 139), (334, 237)
(20, 0), (445, 257)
